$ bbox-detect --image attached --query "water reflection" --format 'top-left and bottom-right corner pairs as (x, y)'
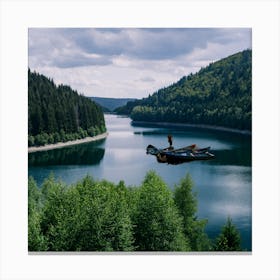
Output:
(28, 114), (252, 250)
(134, 128), (238, 151)
(206, 149), (251, 166)
(29, 141), (105, 166)
(139, 127), (251, 166)
(108, 148), (143, 163)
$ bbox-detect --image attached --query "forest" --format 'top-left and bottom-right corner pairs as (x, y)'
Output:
(28, 70), (106, 147)
(29, 171), (243, 252)
(115, 50), (252, 131)
(90, 96), (137, 112)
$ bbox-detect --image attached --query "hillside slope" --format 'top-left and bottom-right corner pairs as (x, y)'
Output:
(116, 50), (252, 130)
(28, 70), (106, 146)
(90, 97), (137, 112)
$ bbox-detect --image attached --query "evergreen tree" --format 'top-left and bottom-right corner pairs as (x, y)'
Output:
(38, 175), (134, 251)
(28, 172), (244, 252)
(28, 70), (106, 147)
(174, 174), (211, 251)
(116, 50), (252, 131)
(214, 217), (242, 251)
(133, 171), (190, 251)
(28, 177), (47, 251)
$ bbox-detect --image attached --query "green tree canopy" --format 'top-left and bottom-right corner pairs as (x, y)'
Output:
(214, 217), (242, 251)
(116, 50), (252, 131)
(28, 70), (106, 147)
(39, 175), (134, 251)
(28, 177), (48, 251)
(174, 174), (211, 251)
(133, 171), (189, 251)
(28, 172), (244, 252)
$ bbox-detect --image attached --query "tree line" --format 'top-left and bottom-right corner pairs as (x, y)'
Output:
(29, 171), (242, 252)
(115, 50), (252, 131)
(28, 70), (106, 147)
(90, 97), (137, 112)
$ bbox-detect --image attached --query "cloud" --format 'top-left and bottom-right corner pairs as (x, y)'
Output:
(54, 53), (111, 68)
(29, 28), (251, 69)
(28, 28), (251, 98)
(138, 76), (156, 83)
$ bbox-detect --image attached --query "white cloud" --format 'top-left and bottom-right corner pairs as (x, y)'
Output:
(28, 28), (251, 98)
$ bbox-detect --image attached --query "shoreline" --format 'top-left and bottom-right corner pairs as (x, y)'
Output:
(28, 132), (109, 153)
(131, 121), (251, 135)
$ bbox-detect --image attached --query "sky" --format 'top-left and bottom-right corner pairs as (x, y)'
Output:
(28, 28), (251, 99)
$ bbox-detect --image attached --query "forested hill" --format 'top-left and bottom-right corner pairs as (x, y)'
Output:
(116, 50), (252, 131)
(28, 70), (106, 147)
(90, 97), (137, 112)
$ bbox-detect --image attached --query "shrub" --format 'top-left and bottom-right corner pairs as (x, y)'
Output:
(28, 135), (35, 146)
(35, 133), (49, 146)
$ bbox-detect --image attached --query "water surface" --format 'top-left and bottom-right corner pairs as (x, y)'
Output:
(29, 114), (252, 250)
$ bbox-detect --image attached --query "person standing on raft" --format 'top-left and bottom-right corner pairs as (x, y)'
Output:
(167, 135), (173, 149)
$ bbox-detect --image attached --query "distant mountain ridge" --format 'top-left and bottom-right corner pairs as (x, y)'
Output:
(90, 97), (137, 112)
(116, 50), (252, 131)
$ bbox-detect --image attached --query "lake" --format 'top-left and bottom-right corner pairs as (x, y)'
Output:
(29, 114), (252, 251)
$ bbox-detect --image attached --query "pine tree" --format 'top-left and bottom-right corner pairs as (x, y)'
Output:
(28, 70), (106, 146)
(28, 177), (47, 251)
(133, 171), (189, 251)
(117, 50), (252, 131)
(214, 217), (242, 251)
(174, 174), (211, 251)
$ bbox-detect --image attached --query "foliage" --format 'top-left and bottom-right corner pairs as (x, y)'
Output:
(39, 176), (134, 251)
(28, 172), (242, 252)
(90, 97), (137, 112)
(214, 217), (242, 251)
(133, 171), (189, 251)
(174, 174), (211, 251)
(116, 50), (252, 131)
(28, 177), (47, 250)
(28, 70), (106, 147)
